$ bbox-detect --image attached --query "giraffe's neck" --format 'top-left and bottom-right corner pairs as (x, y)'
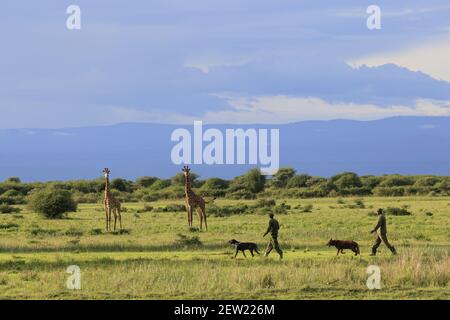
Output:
(184, 174), (193, 195)
(105, 176), (111, 198)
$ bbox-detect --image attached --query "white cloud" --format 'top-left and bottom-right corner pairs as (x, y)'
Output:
(348, 33), (450, 82)
(184, 56), (249, 74)
(98, 97), (450, 125)
(196, 96), (450, 124)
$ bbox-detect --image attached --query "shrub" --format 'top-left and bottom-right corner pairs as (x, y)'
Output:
(273, 202), (290, 214)
(385, 206), (412, 216)
(29, 225), (59, 236)
(379, 176), (414, 187)
(28, 187), (77, 219)
(226, 189), (256, 200)
(294, 204), (313, 213)
(150, 179), (171, 191)
(208, 204), (251, 217)
(89, 228), (104, 235)
(111, 179), (134, 193)
(414, 176), (440, 187)
(286, 174), (310, 188)
(0, 223), (19, 230)
(64, 227), (84, 237)
(73, 192), (100, 204)
(136, 176), (159, 188)
(343, 198), (366, 209)
(255, 199), (276, 208)
(171, 172), (199, 187)
(271, 168), (296, 188)
(136, 205), (154, 213)
(229, 169), (265, 195)
(175, 234), (202, 247)
(154, 204), (185, 213)
(331, 172), (362, 189)
(0, 204), (21, 214)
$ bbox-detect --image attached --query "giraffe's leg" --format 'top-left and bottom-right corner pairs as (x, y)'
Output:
(196, 207), (203, 230)
(201, 204), (208, 231)
(104, 207), (109, 231)
(186, 205), (191, 228)
(108, 208), (112, 231)
(118, 207), (122, 229)
(197, 203), (207, 231)
(187, 206), (192, 228)
(113, 208), (118, 231)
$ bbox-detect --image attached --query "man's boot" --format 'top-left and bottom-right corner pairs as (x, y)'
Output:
(369, 247), (377, 256)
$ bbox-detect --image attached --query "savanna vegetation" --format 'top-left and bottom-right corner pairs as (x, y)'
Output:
(1, 169), (450, 207)
(0, 171), (449, 299)
(0, 195), (449, 299)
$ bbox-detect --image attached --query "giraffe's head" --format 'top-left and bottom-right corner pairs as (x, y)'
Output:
(103, 168), (111, 178)
(181, 165), (191, 176)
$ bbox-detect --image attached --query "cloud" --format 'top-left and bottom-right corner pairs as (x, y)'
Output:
(197, 96), (450, 124)
(184, 56), (249, 74)
(348, 33), (450, 82)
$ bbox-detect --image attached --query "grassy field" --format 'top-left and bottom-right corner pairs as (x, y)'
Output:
(0, 196), (449, 300)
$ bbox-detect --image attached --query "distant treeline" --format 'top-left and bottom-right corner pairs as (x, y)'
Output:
(1, 168), (450, 205)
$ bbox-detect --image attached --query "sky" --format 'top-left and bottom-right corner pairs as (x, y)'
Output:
(1, 0), (450, 129)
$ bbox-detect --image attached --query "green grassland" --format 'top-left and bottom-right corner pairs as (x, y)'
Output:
(0, 197), (449, 300)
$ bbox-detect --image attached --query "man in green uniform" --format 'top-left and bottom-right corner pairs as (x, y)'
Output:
(370, 208), (397, 256)
(263, 213), (283, 259)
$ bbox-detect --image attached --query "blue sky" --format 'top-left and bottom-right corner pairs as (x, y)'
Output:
(1, 0), (450, 128)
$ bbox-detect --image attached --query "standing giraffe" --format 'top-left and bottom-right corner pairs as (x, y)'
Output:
(182, 166), (208, 230)
(102, 168), (122, 231)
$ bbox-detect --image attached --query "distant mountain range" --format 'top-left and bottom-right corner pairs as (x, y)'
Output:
(1, 116), (450, 182)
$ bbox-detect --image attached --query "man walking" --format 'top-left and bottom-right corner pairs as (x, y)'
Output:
(263, 213), (283, 259)
(370, 208), (397, 256)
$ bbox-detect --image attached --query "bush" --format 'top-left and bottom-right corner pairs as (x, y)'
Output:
(208, 204), (251, 217)
(136, 176), (159, 188)
(64, 227), (84, 236)
(294, 204), (313, 213)
(136, 205), (154, 213)
(229, 169), (265, 195)
(331, 172), (362, 189)
(0, 204), (21, 214)
(271, 168), (296, 188)
(379, 176), (414, 187)
(154, 204), (185, 212)
(286, 174), (310, 188)
(385, 206), (412, 216)
(273, 202), (290, 214)
(28, 187), (77, 219)
(175, 234), (202, 247)
(255, 199), (276, 208)
(150, 179), (171, 191)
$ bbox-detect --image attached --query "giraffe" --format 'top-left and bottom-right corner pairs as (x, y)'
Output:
(182, 166), (208, 230)
(102, 168), (122, 231)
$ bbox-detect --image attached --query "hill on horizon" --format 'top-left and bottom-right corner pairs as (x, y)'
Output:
(1, 116), (450, 182)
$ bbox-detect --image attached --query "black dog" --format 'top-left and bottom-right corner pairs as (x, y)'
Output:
(229, 239), (260, 258)
(327, 239), (360, 256)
